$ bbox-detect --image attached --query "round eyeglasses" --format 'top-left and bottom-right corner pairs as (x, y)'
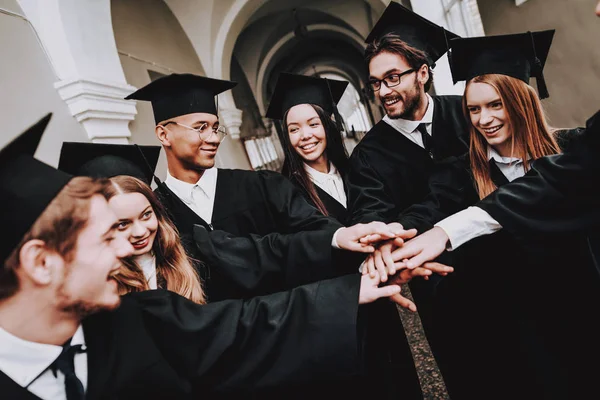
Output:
(161, 121), (228, 141)
(368, 68), (416, 92)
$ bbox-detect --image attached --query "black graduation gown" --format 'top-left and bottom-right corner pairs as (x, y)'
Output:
(154, 168), (344, 301)
(271, 174), (423, 400)
(396, 128), (600, 399)
(0, 275), (371, 400)
(346, 95), (470, 225)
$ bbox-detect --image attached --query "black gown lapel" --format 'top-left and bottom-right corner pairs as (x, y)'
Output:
(82, 316), (115, 400)
(489, 160), (510, 187)
(0, 371), (42, 400)
(155, 182), (211, 234)
(314, 185), (348, 225)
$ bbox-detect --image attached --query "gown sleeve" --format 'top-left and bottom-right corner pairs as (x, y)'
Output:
(130, 274), (366, 393)
(191, 224), (342, 297)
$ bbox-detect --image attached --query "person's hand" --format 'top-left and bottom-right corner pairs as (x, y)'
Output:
(358, 272), (402, 304)
(390, 227), (449, 269)
(337, 221), (413, 253)
(362, 238), (403, 283)
(386, 262), (454, 311)
(358, 222), (417, 246)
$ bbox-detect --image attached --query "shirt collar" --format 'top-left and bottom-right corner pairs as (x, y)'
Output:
(487, 147), (530, 164)
(304, 162), (340, 183)
(0, 325), (85, 387)
(383, 93), (434, 135)
(165, 168), (218, 199)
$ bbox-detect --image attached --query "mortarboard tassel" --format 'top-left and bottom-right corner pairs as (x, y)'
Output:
(325, 78), (345, 133)
(134, 144), (162, 187)
(529, 31), (549, 99)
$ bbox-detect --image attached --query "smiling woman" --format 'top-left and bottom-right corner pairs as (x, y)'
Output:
(103, 175), (206, 304)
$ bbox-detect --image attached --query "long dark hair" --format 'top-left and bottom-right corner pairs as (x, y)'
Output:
(280, 104), (349, 215)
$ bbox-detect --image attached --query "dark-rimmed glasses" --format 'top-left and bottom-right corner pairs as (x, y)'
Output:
(369, 69), (416, 92)
(161, 121), (228, 141)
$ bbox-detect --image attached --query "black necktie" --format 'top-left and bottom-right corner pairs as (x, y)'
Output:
(51, 340), (86, 400)
(417, 123), (433, 156)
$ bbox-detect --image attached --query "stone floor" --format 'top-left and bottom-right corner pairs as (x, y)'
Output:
(395, 286), (450, 400)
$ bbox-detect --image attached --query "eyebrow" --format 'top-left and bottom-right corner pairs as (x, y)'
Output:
(369, 68), (401, 80)
(466, 97), (502, 107)
(138, 206), (152, 218)
(102, 221), (121, 238)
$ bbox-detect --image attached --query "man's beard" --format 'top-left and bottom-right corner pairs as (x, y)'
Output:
(57, 285), (121, 319)
(384, 83), (423, 120)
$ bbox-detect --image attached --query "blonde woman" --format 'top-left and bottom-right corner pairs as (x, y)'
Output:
(104, 175), (206, 304)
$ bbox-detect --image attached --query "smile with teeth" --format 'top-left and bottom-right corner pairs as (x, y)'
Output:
(482, 125), (503, 134)
(383, 97), (401, 106)
(131, 237), (149, 248)
(301, 142), (319, 151)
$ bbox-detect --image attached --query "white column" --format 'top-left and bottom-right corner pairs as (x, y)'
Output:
(17, 0), (137, 143)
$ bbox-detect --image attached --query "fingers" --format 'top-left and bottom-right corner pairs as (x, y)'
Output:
(380, 242), (396, 275)
(373, 284), (402, 300)
(390, 292), (417, 312)
(359, 233), (382, 244)
(422, 262), (454, 275)
(396, 228), (418, 240)
(390, 244), (422, 267)
(366, 256), (377, 279)
(373, 249), (388, 283)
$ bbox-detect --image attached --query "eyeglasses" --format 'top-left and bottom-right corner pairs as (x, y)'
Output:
(368, 69), (416, 91)
(161, 121), (228, 141)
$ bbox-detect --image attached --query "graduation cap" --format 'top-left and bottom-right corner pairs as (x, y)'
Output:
(265, 73), (349, 121)
(125, 73), (238, 124)
(449, 30), (555, 99)
(365, 1), (459, 66)
(0, 114), (73, 263)
(58, 142), (161, 186)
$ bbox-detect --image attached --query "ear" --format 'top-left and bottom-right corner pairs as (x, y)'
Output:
(417, 64), (430, 86)
(155, 125), (171, 148)
(18, 239), (61, 286)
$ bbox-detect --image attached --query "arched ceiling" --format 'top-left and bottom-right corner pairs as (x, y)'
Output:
(233, 1), (374, 114)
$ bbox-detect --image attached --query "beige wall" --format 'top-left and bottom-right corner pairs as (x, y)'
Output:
(111, 0), (250, 175)
(477, 0), (600, 128)
(0, 0), (89, 166)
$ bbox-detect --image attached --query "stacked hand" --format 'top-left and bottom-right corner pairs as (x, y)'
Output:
(357, 224), (453, 311)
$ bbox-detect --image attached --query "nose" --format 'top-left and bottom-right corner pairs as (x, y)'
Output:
(379, 83), (392, 97)
(203, 130), (221, 144)
(114, 236), (134, 258)
(299, 127), (313, 140)
(479, 108), (494, 126)
(130, 221), (147, 238)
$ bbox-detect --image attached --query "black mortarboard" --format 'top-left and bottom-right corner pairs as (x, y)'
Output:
(365, 1), (459, 65)
(58, 142), (161, 186)
(265, 73), (349, 121)
(449, 30), (555, 99)
(0, 114), (73, 263)
(125, 73), (238, 124)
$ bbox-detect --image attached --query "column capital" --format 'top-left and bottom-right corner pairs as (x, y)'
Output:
(219, 107), (243, 140)
(55, 78), (138, 142)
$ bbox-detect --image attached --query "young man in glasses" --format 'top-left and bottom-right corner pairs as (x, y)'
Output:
(346, 2), (470, 226)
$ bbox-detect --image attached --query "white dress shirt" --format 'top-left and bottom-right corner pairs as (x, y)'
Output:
(165, 168), (218, 224)
(383, 93), (434, 153)
(136, 253), (157, 289)
(0, 325), (88, 400)
(304, 162), (347, 208)
(435, 147), (530, 250)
